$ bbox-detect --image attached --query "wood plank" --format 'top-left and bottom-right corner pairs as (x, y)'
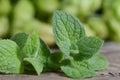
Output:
(0, 42), (120, 80)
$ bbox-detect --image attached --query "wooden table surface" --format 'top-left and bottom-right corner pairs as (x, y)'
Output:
(0, 42), (120, 80)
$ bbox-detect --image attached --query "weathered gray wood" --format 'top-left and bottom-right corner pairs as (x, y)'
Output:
(0, 42), (120, 80)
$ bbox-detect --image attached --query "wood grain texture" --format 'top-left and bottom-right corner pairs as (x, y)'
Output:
(0, 42), (120, 80)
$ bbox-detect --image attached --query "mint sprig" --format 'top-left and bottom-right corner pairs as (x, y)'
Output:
(53, 11), (108, 78)
(11, 32), (51, 75)
(0, 11), (108, 79)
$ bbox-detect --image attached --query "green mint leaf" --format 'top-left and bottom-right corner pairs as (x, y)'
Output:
(53, 11), (85, 56)
(24, 58), (43, 75)
(21, 32), (50, 75)
(61, 59), (96, 78)
(11, 32), (51, 62)
(22, 32), (40, 58)
(21, 32), (42, 75)
(88, 53), (109, 70)
(44, 51), (63, 71)
(39, 39), (51, 64)
(0, 40), (23, 73)
(11, 32), (28, 50)
(71, 36), (103, 60)
(39, 39), (51, 72)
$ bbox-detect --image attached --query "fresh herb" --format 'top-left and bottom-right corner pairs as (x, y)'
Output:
(0, 11), (108, 78)
(11, 32), (51, 75)
(53, 11), (108, 78)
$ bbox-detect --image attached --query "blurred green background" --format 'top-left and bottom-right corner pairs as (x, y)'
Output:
(0, 0), (120, 46)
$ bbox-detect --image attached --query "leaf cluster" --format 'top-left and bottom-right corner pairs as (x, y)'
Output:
(0, 11), (108, 78)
